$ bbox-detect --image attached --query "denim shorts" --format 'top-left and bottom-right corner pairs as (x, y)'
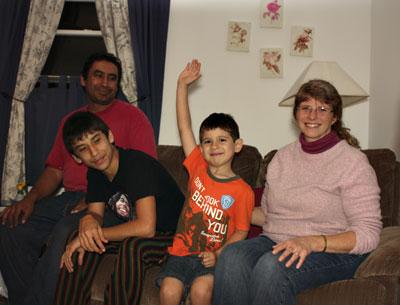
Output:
(156, 254), (214, 297)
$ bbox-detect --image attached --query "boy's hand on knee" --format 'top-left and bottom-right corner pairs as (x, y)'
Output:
(199, 251), (216, 268)
(79, 214), (107, 253)
(60, 237), (85, 272)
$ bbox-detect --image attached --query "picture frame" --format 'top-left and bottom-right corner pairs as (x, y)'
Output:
(260, 0), (283, 28)
(290, 26), (314, 57)
(260, 48), (283, 78)
(226, 21), (251, 52)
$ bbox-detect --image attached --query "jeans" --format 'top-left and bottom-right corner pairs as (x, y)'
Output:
(213, 235), (367, 305)
(0, 191), (84, 305)
(157, 255), (214, 298)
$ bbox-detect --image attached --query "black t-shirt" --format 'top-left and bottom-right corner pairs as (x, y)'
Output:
(86, 147), (184, 232)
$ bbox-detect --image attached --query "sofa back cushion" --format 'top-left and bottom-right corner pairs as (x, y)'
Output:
(362, 149), (400, 227)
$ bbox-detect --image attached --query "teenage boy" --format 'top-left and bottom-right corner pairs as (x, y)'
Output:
(157, 60), (254, 305)
(58, 111), (184, 305)
(0, 52), (157, 305)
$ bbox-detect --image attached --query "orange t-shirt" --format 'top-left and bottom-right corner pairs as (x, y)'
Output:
(168, 147), (254, 256)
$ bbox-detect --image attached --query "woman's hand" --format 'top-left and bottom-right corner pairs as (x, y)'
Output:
(272, 236), (322, 269)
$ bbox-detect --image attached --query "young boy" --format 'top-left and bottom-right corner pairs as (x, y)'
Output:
(58, 111), (184, 303)
(157, 60), (254, 305)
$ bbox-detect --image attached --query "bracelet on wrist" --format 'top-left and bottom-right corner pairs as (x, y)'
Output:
(321, 235), (327, 252)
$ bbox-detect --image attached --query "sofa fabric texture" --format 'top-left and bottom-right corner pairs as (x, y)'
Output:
(72, 145), (400, 305)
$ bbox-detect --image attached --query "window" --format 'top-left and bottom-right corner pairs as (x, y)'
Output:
(41, 0), (106, 76)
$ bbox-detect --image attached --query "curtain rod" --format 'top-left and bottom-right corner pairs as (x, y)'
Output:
(39, 75), (80, 84)
(56, 29), (102, 37)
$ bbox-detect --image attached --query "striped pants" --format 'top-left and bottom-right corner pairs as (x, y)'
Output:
(55, 233), (173, 305)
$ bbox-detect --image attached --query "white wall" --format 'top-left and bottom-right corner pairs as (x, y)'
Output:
(159, 0), (371, 156)
(370, 0), (400, 159)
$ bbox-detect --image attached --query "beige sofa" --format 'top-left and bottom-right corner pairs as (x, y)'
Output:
(83, 145), (400, 305)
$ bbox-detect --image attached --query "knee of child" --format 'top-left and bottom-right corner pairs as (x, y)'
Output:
(160, 278), (184, 301)
(190, 276), (213, 303)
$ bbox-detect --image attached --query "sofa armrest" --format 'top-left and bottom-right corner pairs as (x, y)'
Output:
(297, 278), (388, 305)
(355, 226), (400, 278)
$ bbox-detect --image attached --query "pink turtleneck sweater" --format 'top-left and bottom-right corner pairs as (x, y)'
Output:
(261, 140), (382, 254)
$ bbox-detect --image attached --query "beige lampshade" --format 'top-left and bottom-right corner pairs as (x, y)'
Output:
(279, 61), (369, 107)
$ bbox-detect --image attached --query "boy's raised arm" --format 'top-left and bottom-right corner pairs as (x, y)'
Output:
(176, 59), (202, 157)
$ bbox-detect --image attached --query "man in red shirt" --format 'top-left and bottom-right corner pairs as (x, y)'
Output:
(0, 53), (157, 305)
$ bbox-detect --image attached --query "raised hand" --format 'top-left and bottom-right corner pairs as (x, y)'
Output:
(176, 59), (202, 156)
(178, 59), (201, 87)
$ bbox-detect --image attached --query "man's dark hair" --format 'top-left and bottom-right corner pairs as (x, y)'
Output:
(81, 52), (122, 87)
(63, 111), (109, 155)
(199, 113), (240, 142)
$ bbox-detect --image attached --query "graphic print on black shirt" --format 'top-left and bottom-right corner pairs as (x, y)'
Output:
(107, 192), (134, 221)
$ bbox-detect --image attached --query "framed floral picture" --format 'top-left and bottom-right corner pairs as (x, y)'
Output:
(226, 21), (251, 52)
(260, 48), (283, 78)
(290, 26), (314, 57)
(260, 0), (283, 28)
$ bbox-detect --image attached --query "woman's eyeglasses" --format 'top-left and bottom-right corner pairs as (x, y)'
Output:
(297, 105), (333, 116)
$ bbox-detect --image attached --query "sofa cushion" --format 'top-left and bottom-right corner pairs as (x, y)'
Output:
(372, 161), (398, 226)
(297, 278), (387, 305)
(362, 149), (399, 227)
(355, 226), (400, 278)
(157, 145), (188, 194)
(231, 145), (263, 188)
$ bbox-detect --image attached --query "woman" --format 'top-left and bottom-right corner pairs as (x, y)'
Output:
(213, 79), (382, 305)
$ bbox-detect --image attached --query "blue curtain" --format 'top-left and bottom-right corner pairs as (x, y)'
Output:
(0, 1), (31, 195)
(25, 76), (87, 184)
(128, 0), (171, 143)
